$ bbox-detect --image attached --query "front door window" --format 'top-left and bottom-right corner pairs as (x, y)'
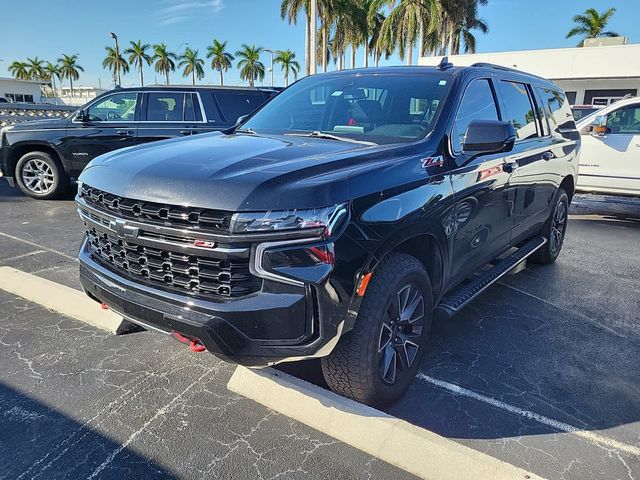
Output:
(86, 92), (138, 122)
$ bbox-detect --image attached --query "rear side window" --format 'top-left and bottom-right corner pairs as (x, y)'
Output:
(214, 90), (271, 123)
(537, 88), (576, 132)
(499, 81), (539, 140)
(146, 92), (202, 122)
(452, 79), (500, 153)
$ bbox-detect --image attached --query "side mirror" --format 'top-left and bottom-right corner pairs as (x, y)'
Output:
(75, 109), (89, 123)
(462, 120), (516, 156)
(235, 114), (248, 125)
(589, 115), (609, 136)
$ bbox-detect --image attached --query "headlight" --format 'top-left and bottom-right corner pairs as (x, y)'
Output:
(230, 203), (348, 236)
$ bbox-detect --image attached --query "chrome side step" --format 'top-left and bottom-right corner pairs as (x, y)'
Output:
(435, 236), (547, 321)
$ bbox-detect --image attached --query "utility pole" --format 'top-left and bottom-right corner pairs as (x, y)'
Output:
(110, 32), (121, 87)
(309, 0), (317, 75)
(263, 49), (275, 87)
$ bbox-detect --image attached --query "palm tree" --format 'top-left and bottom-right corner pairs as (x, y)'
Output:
(274, 50), (301, 86)
(153, 43), (177, 85)
(58, 54), (83, 98)
(447, 0), (488, 54)
(566, 7), (619, 47)
(179, 48), (205, 85)
(102, 46), (130, 87)
(124, 40), (152, 86)
(26, 57), (46, 80)
(371, 0), (439, 65)
(236, 44), (265, 87)
(44, 62), (61, 99)
(281, 0), (311, 75)
(8, 61), (30, 81)
(206, 39), (234, 86)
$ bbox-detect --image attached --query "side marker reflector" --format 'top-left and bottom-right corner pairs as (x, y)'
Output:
(356, 272), (373, 297)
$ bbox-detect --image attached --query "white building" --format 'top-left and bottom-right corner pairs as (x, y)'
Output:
(419, 40), (640, 106)
(56, 86), (109, 106)
(0, 77), (45, 103)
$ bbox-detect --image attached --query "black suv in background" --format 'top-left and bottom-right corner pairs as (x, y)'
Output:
(76, 63), (579, 406)
(0, 86), (278, 199)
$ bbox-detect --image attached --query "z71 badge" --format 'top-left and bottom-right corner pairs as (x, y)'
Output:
(421, 155), (444, 168)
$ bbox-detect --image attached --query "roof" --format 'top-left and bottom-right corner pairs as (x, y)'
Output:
(111, 85), (280, 92)
(419, 44), (640, 81)
(0, 77), (47, 85)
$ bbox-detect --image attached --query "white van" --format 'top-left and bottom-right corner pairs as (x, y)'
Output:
(576, 97), (640, 196)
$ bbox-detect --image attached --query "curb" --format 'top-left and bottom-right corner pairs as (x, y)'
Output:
(228, 366), (545, 480)
(0, 266), (126, 334)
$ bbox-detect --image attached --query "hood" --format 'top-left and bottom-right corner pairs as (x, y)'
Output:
(79, 132), (395, 211)
(9, 117), (69, 130)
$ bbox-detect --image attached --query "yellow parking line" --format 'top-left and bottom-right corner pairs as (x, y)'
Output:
(0, 266), (125, 334)
(228, 366), (544, 480)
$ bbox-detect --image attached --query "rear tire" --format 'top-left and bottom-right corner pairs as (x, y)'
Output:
(530, 188), (569, 265)
(321, 252), (433, 408)
(15, 151), (68, 200)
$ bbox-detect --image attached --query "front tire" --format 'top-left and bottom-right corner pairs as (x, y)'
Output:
(321, 252), (433, 408)
(15, 151), (68, 200)
(530, 188), (569, 264)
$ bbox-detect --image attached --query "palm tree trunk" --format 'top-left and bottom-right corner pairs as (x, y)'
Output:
(363, 45), (368, 67)
(419, 18), (425, 58)
(350, 45), (356, 69)
(322, 25), (328, 73)
(192, 71), (195, 86)
(447, 29), (454, 56)
(140, 66), (144, 87)
(407, 37), (413, 65)
(70, 77), (74, 98)
(165, 70), (170, 86)
(219, 68), (224, 86)
(52, 77), (57, 103)
(285, 72), (289, 87)
(305, 13), (311, 76)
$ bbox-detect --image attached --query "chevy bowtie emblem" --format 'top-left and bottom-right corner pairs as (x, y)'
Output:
(109, 219), (139, 238)
(193, 239), (215, 248)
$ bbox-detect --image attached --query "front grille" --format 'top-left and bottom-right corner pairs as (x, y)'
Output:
(86, 227), (261, 298)
(80, 184), (231, 233)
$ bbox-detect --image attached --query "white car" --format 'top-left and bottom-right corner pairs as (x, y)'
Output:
(576, 97), (640, 196)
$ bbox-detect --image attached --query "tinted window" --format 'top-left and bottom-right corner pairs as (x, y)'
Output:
(571, 107), (598, 121)
(87, 92), (138, 122)
(499, 81), (538, 140)
(452, 79), (499, 152)
(147, 92), (195, 122)
(537, 88), (576, 132)
(214, 91), (271, 123)
(606, 105), (640, 134)
(243, 74), (452, 144)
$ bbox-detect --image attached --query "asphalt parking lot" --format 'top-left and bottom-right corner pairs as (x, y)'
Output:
(0, 180), (638, 480)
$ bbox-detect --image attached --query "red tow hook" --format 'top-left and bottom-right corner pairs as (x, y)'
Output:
(100, 303), (109, 310)
(170, 332), (206, 353)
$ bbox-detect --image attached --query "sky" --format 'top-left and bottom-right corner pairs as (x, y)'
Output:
(1, 0), (638, 89)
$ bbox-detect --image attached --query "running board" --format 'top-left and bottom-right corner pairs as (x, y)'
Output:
(434, 236), (547, 321)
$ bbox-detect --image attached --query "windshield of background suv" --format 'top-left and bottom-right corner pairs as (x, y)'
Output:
(242, 73), (452, 144)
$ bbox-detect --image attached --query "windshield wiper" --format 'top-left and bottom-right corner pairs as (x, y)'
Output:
(284, 131), (377, 146)
(235, 127), (257, 135)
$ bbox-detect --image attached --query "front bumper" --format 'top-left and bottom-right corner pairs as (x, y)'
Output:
(0, 145), (14, 186)
(79, 238), (345, 366)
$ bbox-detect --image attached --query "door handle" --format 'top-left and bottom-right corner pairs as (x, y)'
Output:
(116, 130), (134, 136)
(541, 151), (555, 161)
(503, 161), (518, 173)
(179, 130), (194, 135)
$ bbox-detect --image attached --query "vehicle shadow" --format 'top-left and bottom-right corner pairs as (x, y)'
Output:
(0, 382), (178, 479)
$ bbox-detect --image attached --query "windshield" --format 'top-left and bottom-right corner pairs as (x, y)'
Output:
(242, 72), (452, 144)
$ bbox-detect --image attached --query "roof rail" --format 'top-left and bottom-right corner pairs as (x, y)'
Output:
(437, 56), (454, 70)
(470, 62), (548, 81)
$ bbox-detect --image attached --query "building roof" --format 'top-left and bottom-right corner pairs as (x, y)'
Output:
(419, 44), (640, 81)
(0, 77), (47, 85)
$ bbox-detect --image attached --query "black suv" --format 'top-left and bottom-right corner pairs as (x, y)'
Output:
(76, 63), (579, 406)
(0, 86), (278, 199)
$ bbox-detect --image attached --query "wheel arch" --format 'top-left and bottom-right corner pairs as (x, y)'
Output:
(560, 175), (575, 203)
(9, 142), (66, 178)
